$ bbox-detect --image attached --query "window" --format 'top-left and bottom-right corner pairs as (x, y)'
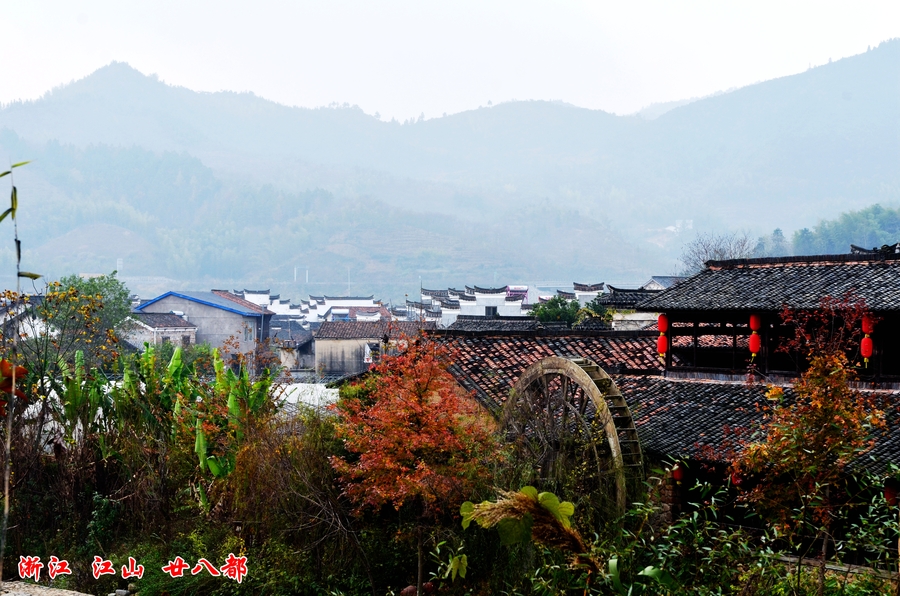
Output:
(485, 306), (498, 317)
(182, 335), (191, 347)
(364, 342), (380, 364)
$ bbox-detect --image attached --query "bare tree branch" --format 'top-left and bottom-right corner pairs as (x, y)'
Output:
(680, 231), (755, 274)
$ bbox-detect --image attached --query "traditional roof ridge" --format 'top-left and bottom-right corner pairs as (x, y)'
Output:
(430, 327), (658, 338)
(473, 285), (508, 294)
(639, 251), (900, 312)
(421, 288), (450, 298)
(606, 285), (662, 294)
(573, 282), (604, 292)
(455, 314), (537, 320)
(707, 251), (900, 270)
(323, 295), (375, 301)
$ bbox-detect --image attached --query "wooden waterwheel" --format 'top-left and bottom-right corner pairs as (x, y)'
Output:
(503, 356), (643, 514)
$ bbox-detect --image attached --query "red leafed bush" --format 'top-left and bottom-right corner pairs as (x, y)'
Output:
(331, 335), (500, 518)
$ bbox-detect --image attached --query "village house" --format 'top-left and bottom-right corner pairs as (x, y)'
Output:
(425, 247), (900, 512)
(133, 290), (273, 353)
(231, 290), (390, 327)
(639, 249), (900, 379)
(315, 320), (436, 376)
(270, 317), (314, 371)
(413, 286), (533, 327)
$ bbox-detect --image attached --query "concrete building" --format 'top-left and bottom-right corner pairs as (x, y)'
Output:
(122, 312), (197, 350)
(134, 290), (273, 353)
(315, 320), (435, 376)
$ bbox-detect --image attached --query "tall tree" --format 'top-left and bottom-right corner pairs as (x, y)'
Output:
(679, 231), (755, 274)
(331, 336), (499, 595)
(531, 296), (581, 326)
(58, 271), (131, 333)
(732, 297), (886, 595)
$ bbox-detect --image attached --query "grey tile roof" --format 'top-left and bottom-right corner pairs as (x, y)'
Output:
(131, 312), (196, 329)
(447, 316), (542, 332)
(316, 320), (435, 340)
(270, 316), (312, 343)
(639, 253), (900, 312)
(619, 375), (900, 474)
(599, 286), (662, 309)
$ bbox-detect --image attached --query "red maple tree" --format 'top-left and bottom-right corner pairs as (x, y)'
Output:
(331, 335), (499, 593)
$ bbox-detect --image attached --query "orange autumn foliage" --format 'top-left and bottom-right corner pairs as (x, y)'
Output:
(732, 297), (886, 534)
(331, 336), (500, 518)
(0, 359), (27, 416)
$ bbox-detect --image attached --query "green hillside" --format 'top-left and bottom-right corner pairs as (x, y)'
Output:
(0, 40), (897, 298)
(0, 130), (653, 299)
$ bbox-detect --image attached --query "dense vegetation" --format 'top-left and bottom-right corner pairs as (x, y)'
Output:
(743, 205), (900, 260)
(793, 205), (900, 255)
(0, 280), (895, 595)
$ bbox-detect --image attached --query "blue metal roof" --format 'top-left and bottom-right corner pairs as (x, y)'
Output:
(135, 291), (264, 317)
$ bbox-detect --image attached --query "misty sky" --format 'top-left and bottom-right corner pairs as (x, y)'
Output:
(3, 1), (899, 121)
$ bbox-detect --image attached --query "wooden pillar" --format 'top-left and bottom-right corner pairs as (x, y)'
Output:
(692, 321), (698, 367)
(731, 325), (737, 371)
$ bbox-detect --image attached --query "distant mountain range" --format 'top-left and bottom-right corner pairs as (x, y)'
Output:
(0, 39), (897, 300)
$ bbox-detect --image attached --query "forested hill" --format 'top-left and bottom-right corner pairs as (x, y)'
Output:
(0, 40), (897, 298)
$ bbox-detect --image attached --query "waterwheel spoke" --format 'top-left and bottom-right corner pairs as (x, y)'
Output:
(504, 356), (642, 515)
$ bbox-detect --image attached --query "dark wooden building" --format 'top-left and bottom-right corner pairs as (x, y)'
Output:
(638, 251), (900, 382)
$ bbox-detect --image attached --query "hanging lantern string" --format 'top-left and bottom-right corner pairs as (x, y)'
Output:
(749, 314), (761, 361)
(657, 314), (669, 359)
(861, 315), (874, 368)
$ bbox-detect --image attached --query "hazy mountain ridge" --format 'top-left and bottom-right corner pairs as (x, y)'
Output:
(0, 41), (897, 297)
(0, 130), (653, 298)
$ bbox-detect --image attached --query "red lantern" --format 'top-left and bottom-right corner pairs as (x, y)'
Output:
(749, 314), (762, 332)
(862, 316), (875, 335)
(657, 334), (668, 355)
(749, 333), (761, 355)
(672, 464), (684, 482)
(885, 481), (899, 506)
(861, 336), (874, 360)
(657, 313), (669, 333)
